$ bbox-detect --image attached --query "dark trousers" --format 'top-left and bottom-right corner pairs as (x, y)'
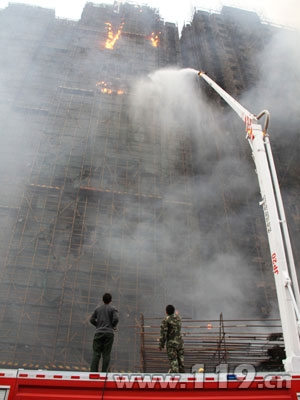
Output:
(90, 332), (114, 372)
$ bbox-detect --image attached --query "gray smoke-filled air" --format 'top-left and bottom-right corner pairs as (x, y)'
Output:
(124, 67), (262, 318)
(126, 27), (300, 319)
(240, 28), (300, 316)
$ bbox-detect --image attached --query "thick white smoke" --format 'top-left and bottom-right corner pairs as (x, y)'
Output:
(240, 28), (300, 318)
(126, 67), (261, 319)
(127, 27), (300, 320)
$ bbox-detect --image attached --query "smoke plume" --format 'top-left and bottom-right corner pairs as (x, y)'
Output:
(127, 24), (300, 319)
(125, 67), (261, 319)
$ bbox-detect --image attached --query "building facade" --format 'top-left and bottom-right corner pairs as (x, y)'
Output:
(0, 2), (299, 372)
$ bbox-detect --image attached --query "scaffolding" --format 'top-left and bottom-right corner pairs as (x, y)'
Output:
(0, 1), (184, 372)
(181, 6), (276, 98)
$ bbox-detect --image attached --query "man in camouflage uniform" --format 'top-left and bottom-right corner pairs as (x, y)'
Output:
(159, 304), (185, 373)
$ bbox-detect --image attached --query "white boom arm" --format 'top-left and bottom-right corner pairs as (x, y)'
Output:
(198, 71), (300, 373)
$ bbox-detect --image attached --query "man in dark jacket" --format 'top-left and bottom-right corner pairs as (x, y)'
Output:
(159, 304), (184, 373)
(90, 293), (119, 372)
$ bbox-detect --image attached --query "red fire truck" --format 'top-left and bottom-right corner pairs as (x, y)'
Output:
(1, 71), (300, 399)
(1, 368), (300, 399)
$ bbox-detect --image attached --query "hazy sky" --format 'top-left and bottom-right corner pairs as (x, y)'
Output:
(1, 0), (299, 30)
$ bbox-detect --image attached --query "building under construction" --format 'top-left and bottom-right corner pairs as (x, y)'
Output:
(0, 2), (299, 373)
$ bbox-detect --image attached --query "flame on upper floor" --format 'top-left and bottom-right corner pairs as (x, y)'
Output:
(105, 21), (125, 50)
(96, 81), (124, 96)
(150, 32), (161, 47)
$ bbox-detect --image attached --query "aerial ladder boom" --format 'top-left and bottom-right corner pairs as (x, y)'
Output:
(198, 71), (300, 373)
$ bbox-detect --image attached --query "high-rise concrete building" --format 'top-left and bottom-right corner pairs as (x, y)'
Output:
(181, 7), (277, 97)
(0, 2), (299, 373)
(0, 1), (187, 372)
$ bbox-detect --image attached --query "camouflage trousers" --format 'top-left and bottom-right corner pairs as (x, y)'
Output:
(167, 345), (185, 373)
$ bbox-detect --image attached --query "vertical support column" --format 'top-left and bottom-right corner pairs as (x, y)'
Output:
(140, 313), (145, 373)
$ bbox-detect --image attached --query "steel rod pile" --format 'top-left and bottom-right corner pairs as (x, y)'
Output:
(139, 314), (284, 373)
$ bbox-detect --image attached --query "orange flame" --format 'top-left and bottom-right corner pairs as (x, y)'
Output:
(207, 323), (213, 330)
(150, 32), (161, 47)
(96, 81), (124, 95)
(105, 21), (125, 50)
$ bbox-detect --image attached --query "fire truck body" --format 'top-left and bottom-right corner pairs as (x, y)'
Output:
(1, 369), (300, 399)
